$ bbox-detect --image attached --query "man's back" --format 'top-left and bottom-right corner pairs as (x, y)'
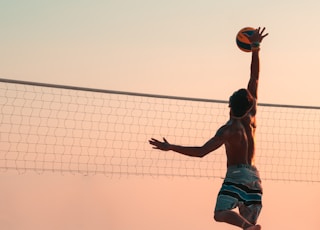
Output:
(224, 115), (255, 167)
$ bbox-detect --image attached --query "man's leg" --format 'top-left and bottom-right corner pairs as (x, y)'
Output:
(239, 202), (262, 225)
(214, 210), (261, 229)
(246, 225), (261, 230)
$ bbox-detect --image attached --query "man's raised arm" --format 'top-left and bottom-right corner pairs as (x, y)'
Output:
(246, 27), (268, 99)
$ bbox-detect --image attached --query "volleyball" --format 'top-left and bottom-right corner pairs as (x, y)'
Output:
(236, 27), (255, 52)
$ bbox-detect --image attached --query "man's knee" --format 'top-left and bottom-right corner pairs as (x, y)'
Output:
(214, 210), (226, 222)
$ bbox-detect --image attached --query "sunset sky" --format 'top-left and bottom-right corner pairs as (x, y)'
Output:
(1, 0), (320, 229)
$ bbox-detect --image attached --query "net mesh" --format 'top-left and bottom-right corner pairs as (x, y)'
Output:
(0, 79), (319, 182)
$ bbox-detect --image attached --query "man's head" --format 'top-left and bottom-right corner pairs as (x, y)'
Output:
(229, 88), (254, 118)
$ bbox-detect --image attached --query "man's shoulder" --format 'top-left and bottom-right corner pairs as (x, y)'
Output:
(216, 121), (233, 137)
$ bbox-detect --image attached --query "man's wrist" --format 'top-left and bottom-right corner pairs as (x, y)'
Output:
(251, 42), (260, 52)
(166, 143), (172, 151)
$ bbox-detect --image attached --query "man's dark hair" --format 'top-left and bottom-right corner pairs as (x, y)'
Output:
(229, 88), (254, 117)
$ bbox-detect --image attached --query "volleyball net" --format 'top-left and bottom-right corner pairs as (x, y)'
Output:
(0, 78), (319, 182)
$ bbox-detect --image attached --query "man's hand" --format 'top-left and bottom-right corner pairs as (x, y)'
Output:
(149, 138), (171, 151)
(246, 27), (268, 44)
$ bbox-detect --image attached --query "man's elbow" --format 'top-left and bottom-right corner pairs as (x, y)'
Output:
(198, 149), (209, 158)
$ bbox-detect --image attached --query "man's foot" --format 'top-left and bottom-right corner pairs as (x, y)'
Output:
(245, 224), (261, 230)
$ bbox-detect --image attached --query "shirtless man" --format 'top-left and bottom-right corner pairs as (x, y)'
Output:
(149, 27), (268, 229)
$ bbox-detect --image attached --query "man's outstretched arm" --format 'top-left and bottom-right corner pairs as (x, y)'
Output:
(246, 27), (268, 100)
(149, 126), (226, 158)
(248, 49), (260, 100)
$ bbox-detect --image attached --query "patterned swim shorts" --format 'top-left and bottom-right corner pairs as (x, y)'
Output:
(214, 164), (262, 223)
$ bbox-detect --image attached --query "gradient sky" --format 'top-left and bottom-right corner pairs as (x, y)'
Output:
(1, 1), (320, 229)
(1, 0), (320, 106)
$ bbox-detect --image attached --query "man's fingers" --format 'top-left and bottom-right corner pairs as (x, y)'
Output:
(150, 138), (159, 143)
(259, 27), (268, 39)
